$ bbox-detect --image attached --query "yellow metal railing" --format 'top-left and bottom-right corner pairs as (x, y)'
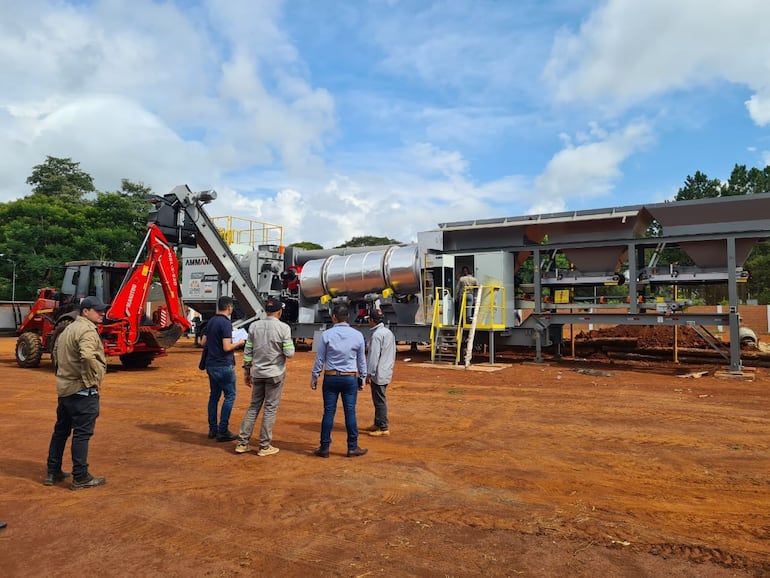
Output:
(430, 284), (507, 364)
(211, 216), (284, 248)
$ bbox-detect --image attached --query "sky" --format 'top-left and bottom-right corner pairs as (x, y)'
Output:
(2, 0), (770, 248)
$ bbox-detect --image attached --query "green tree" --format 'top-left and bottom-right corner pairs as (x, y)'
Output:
(87, 179), (154, 261)
(0, 194), (90, 299)
(675, 171), (723, 200)
(725, 164), (770, 196)
(0, 160), (153, 300)
(746, 243), (770, 304)
(335, 235), (400, 248)
(290, 241), (323, 250)
(26, 156), (95, 203)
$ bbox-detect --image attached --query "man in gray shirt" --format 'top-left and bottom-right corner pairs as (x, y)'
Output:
(235, 298), (295, 457)
(364, 309), (396, 437)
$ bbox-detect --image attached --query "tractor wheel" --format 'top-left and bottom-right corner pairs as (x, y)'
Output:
(50, 319), (74, 371)
(119, 353), (154, 369)
(16, 332), (43, 368)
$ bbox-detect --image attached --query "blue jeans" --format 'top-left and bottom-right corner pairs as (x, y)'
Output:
(207, 365), (236, 434)
(320, 375), (359, 452)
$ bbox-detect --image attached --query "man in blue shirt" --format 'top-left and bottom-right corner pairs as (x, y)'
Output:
(203, 296), (245, 442)
(310, 304), (368, 458)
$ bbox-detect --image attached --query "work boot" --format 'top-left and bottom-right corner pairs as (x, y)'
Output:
(313, 447), (330, 458)
(208, 428), (217, 439)
(44, 471), (71, 486)
(346, 447), (368, 458)
(216, 431), (237, 442)
(70, 474), (106, 491)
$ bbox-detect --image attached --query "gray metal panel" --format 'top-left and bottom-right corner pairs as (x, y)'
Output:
(678, 239), (759, 268)
(439, 207), (651, 252)
(560, 246), (628, 272)
(645, 193), (770, 237)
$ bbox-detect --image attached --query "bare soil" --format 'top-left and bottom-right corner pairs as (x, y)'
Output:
(1, 335), (769, 577)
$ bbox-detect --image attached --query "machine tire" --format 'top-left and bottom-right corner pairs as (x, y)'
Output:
(50, 319), (74, 372)
(16, 332), (43, 368)
(119, 353), (154, 369)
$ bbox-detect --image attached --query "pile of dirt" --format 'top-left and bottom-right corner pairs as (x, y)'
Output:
(574, 325), (709, 348)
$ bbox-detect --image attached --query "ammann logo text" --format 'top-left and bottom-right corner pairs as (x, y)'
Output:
(185, 258), (210, 266)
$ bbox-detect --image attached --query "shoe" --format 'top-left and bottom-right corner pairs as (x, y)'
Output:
(362, 424), (378, 432)
(44, 471), (71, 486)
(235, 443), (252, 454)
(313, 447), (330, 458)
(70, 475), (106, 490)
(208, 429), (217, 439)
(368, 429), (390, 437)
(216, 431), (237, 442)
(257, 445), (280, 457)
(347, 447), (368, 458)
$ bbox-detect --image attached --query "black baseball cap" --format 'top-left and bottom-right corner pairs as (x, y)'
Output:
(80, 296), (108, 312)
(265, 298), (285, 313)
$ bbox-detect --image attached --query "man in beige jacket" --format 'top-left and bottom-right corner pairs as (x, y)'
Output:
(45, 296), (108, 490)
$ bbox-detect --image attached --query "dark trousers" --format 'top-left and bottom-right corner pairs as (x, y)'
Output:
(370, 381), (389, 430)
(47, 393), (100, 480)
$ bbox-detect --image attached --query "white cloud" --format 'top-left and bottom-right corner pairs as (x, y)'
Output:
(531, 121), (653, 212)
(545, 0), (770, 126)
(746, 92), (770, 127)
(0, 0), (336, 196)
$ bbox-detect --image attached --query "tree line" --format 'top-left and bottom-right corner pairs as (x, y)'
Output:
(0, 156), (768, 303)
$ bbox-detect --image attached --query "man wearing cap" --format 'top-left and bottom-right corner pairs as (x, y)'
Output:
(45, 296), (108, 490)
(235, 298), (294, 457)
(310, 304), (368, 458)
(364, 309), (396, 437)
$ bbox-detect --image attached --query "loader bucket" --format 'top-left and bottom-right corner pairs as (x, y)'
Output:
(139, 324), (184, 350)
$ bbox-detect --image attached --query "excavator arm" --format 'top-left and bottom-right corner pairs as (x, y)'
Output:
(107, 224), (191, 347)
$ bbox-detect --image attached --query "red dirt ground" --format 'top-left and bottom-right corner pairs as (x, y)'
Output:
(1, 335), (769, 577)
(575, 324), (710, 348)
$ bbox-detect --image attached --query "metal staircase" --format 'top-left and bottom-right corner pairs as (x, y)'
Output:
(433, 326), (460, 363)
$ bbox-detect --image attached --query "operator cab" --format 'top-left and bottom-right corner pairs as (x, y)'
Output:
(59, 260), (131, 315)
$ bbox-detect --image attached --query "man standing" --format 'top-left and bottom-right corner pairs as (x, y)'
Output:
(45, 296), (108, 490)
(203, 296), (245, 442)
(310, 304), (368, 458)
(364, 310), (396, 437)
(235, 298), (295, 457)
(455, 266), (478, 323)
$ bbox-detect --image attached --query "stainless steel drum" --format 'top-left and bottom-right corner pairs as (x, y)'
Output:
(298, 258), (327, 299)
(298, 245), (420, 299)
(383, 246), (420, 294)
